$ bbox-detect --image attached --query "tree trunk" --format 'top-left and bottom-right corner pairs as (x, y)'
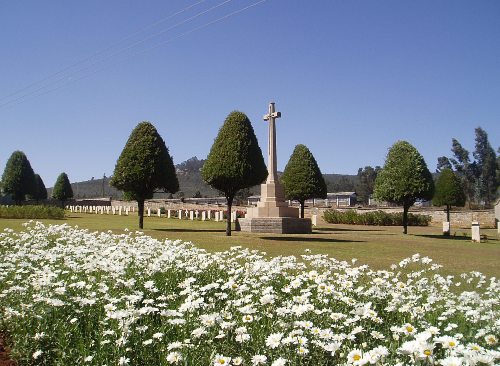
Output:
(138, 199), (145, 229)
(226, 195), (234, 236)
(402, 204), (409, 234)
(446, 205), (450, 222)
(300, 200), (305, 219)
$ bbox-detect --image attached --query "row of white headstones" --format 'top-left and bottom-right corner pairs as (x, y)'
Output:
(67, 205), (238, 222)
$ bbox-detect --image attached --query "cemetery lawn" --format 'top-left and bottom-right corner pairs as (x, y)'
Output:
(0, 213), (499, 277)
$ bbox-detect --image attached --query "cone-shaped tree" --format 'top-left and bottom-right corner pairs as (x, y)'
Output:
(281, 144), (327, 218)
(30, 174), (48, 202)
(52, 172), (73, 208)
(1, 151), (36, 204)
(202, 111), (267, 236)
(432, 168), (465, 235)
(110, 121), (178, 229)
(373, 141), (434, 234)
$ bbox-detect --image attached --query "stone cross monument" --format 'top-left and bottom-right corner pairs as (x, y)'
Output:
(238, 102), (311, 233)
(244, 102), (297, 218)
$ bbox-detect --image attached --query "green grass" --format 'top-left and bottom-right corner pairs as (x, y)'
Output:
(1, 213), (499, 277)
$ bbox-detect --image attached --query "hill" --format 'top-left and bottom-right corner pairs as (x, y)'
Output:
(48, 157), (358, 199)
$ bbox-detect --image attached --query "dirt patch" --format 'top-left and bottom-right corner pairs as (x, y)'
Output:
(0, 335), (16, 366)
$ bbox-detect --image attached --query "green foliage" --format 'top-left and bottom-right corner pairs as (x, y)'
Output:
(52, 172), (74, 204)
(1, 151), (36, 204)
(202, 111), (267, 235)
(31, 174), (48, 201)
(110, 121), (179, 201)
(355, 166), (381, 204)
(473, 127), (497, 205)
(433, 168), (466, 208)
(374, 141), (434, 207)
(0, 205), (65, 219)
(202, 111), (267, 198)
(323, 209), (431, 226)
(450, 138), (478, 206)
(282, 144), (326, 201)
(436, 156), (452, 173)
(281, 144), (326, 217)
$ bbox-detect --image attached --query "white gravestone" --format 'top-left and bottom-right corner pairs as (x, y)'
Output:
(185, 210), (189, 219)
(202, 211), (206, 221)
(147, 208), (151, 217)
(106, 207), (110, 215)
(471, 221), (480, 243)
(207, 210), (212, 220)
(443, 222), (450, 236)
(125, 208), (129, 216)
(220, 210), (224, 221)
(112, 207), (116, 215)
(311, 214), (317, 227)
(118, 207), (122, 216)
(158, 209), (161, 217)
(190, 211), (194, 220)
(195, 211), (199, 220)
(215, 212), (219, 222)
(167, 209), (171, 218)
(178, 210), (183, 219)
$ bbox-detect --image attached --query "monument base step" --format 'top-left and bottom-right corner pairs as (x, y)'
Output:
(237, 217), (312, 234)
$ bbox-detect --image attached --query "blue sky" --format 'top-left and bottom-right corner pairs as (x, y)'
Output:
(1, 0), (499, 186)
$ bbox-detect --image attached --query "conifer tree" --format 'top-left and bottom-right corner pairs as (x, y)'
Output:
(432, 168), (465, 234)
(202, 111), (267, 236)
(373, 141), (434, 234)
(281, 144), (327, 218)
(31, 174), (48, 202)
(1, 151), (36, 204)
(473, 127), (497, 206)
(52, 172), (73, 207)
(110, 121), (178, 229)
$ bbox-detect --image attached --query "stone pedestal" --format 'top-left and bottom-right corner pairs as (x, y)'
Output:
(238, 217), (312, 234)
(471, 221), (480, 243)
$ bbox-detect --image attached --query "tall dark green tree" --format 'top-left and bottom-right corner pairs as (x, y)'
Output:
(355, 166), (381, 205)
(436, 156), (452, 173)
(432, 168), (465, 234)
(281, 144), (327, 218)
(450, 138), (478, 208)
(373, 141), (434, 234)
(31, 174), (48, 202)
(1, 151), (36, 204)
(202, 111), (267, 236)
(473, 127), (497, 206)
(52, 172), (73, 207)
(110, 121), (178, 229)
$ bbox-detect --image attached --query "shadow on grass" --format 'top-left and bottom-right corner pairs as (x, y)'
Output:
(261, 236), (364, 243)
(154, 228), (225, 233)
(417, 234), (471, 241)
(314, 227), (384, 233)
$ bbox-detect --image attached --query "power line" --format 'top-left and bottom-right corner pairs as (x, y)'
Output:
(0, 0), (268, 110)
(0, 0), (211, 105)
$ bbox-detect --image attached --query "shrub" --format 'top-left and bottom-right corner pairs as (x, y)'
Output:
(0, 205), (65, 219)
(323, 209), (431, 226)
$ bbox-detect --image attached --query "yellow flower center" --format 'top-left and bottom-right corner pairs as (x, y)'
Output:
(353, 354), (361, 361)
(406, 326), (414, 332)
(449, 341), (455, 347)
(424, 350), (432, 356)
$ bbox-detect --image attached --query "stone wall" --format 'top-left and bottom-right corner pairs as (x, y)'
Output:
(108, 200), (497, 228)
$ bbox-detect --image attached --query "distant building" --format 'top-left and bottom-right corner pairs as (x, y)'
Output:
(324, 192), (357, 207)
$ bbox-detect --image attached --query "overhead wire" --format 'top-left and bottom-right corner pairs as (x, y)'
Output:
(0, 0), (268, 110)
(0, 0), (247, 109)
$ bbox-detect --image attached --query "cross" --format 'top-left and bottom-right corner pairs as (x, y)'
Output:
(263, 102), (281, 183)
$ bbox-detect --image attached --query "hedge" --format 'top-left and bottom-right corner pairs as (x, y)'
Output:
(0, 205), (65, 219)
(323, 209), (431, 226)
